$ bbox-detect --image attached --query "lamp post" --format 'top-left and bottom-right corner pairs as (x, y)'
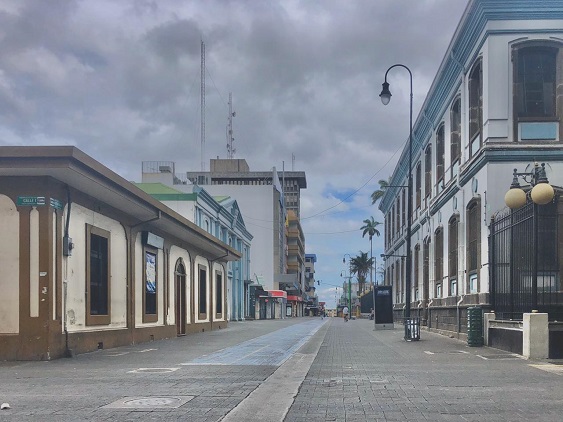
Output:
(504, 162), (555, 310)
(342, 254), (353, 314)
(380, 64), (413, 341)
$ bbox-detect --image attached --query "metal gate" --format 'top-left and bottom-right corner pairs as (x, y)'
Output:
(490, 200), (562, 320)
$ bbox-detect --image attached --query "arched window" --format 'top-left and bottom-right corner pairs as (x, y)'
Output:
(448, 215), (459, 296)
(450, 97), (461, 175)
(468, 60), (483, 157)
(414, 244), (420, 301)
(436, 124), (445, 189)
(415, 162), (422, 209)
(401, 189), (406, 227)
(424, 144), (432, 203)
(466, 199), (481, 293)
(423, 238), (430, 301)
(434, 227), (443, 298)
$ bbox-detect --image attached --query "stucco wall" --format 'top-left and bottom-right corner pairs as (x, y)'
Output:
(65, 203), (128, 331)
(0, 194), (19, 333)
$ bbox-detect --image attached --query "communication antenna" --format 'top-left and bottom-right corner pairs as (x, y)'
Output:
(292, 153), (295, 171)
(226, 93), (236, 159)
(200, 40), (206, 171)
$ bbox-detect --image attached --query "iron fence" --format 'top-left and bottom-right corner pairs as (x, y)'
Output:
(490, 200), (563, 321)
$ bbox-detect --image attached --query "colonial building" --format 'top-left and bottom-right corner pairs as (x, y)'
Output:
(0, 147), (240, 360)
(380, 0), (563, 357)
(136, 163), (252, 322)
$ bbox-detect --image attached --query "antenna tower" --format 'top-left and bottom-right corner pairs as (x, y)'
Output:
(226, 93), (236, 159)
(292, 153), (295, 171)
(200, 40), (206, 171)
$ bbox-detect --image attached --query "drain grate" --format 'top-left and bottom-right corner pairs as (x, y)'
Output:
(102, 396), (194, 410)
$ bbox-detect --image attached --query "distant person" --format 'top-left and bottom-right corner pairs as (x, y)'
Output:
(342, 306), (349, 322)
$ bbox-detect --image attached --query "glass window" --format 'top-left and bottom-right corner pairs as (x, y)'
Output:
(468, 60), (483, 155)
(449, 216), (459, 287)
(466, 200), (481, 292)
(436, 124), (445, 187)
(86, 225), (111, 325)
(435, 228), (443, 297)
(216, 271), (223, 316)
(424, 145), (432, 201)
(143, 249), (157, 322)
(415, 163), (422, 209)
(516, 47), (557, 118)
(199, 265), (207, 316)
(450, 98), (461, 174)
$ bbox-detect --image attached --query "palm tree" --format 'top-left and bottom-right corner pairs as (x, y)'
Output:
(371, 178), (390, 205)
(350, 251), (373, 295)
(361, 217), (381, 287)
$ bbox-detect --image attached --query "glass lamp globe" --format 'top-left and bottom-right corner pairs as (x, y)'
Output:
(504, 187), (527, 209)
(531, 183), (555, 205)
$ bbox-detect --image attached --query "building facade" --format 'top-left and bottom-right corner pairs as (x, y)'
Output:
(136, 165), (253, 322)
(380, 0), (563, 352)
(0, 147), (240, 360)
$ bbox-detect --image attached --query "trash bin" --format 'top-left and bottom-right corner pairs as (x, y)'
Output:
(405, 317), (420, 341)
(467, 306), (483, 347)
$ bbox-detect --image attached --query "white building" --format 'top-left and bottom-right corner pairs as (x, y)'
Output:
(380, 0), (563, 356)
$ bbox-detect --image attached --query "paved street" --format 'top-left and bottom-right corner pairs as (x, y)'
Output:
(0, 317), (562, 421)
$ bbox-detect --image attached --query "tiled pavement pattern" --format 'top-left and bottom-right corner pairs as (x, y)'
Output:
(1, 317), (563, 421)
(284, 318), (563, 422)
(0, 318), (322, 421)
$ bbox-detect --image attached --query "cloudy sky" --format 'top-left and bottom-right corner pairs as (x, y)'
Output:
(0, 0), (469, 308)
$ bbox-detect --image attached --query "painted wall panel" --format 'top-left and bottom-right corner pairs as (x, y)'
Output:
(0, 195), (19, 333)
(29, 208), (39, 318)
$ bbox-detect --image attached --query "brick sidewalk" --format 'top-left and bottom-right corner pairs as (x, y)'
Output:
(285, 318), (563, 422)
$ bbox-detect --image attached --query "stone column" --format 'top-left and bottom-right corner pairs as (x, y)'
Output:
(523, 312), (548, 359)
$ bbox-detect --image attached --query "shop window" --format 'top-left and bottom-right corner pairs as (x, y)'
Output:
(143, 248), (158, 323)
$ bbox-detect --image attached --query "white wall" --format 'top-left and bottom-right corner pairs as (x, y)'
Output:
(0, 195), (19, 333)
(204, 185), (275, 289)
(65, 203), (128, 331)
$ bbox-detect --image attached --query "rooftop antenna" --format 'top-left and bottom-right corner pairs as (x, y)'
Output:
(200, 40), (206, 171)
(226, 93), (236, 159)
(292, 153), (295, 171)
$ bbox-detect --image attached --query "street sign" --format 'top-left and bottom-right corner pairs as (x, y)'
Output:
(50, 198), (63, 210)
(17, 196), (46, 206)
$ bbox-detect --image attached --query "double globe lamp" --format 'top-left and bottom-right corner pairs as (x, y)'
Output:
(504, 162), (555, 209)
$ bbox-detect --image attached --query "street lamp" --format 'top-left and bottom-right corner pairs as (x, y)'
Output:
(380, 64), (414, 341)
(504, 162), (554, 209)
(342, 254), (353, 314)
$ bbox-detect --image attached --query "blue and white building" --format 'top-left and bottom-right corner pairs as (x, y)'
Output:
(380, 0), (563, 356)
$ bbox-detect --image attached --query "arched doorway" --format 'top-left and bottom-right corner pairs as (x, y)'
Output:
(175, 260), (186, 336)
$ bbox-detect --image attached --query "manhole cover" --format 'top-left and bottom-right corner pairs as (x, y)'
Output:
(102, 396), (194, 410)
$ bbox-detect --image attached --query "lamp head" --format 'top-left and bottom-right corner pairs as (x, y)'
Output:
(504, 188), (527, 209)
(379, 82), (391, 105)
(531, 182), (555, 205)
